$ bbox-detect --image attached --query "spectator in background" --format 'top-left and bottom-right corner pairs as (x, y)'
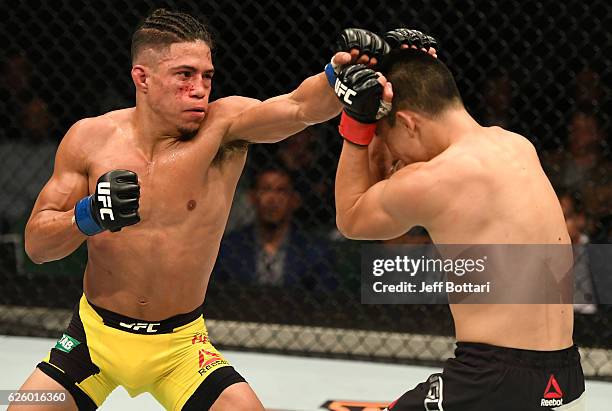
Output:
(543, 110), (612, 231)
(480, 70), (519, 132)
(226, 126), (337, 233)
(0, 50), (33, 139)
(215, 167), (336, 291)
(573, 66), (604, 109)
(585, 216), (612, 310)
(277, 126), (335, 230)
(0, 51), (73, 274)
(0, 52), (58, 232)
(558, 191), (597, 314)
(0, 50), (60, 140)
(559, 192), (589, 246)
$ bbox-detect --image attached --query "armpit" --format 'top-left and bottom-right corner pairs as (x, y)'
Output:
(212, 139), (249, 166)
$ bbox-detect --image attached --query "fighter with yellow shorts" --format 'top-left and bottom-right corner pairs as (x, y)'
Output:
(38, 295), (244, 410)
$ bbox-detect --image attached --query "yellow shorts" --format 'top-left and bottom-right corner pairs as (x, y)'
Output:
(38, 295), (245, 410)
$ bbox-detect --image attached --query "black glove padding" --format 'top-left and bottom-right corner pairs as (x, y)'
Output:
(385, 28), (438, 51)
(336, 64), (383, 124)
(336, 28), (390, 61)
(92, 169), (140, 232)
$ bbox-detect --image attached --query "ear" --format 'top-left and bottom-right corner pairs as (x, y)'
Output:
(396, 111), (417, 135)
(131, 65), (149, 93)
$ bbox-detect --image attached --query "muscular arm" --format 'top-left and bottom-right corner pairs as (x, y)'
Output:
(335, 140), (436, 240)
(225, 72), (341, 144)
(25, 121), (90, 263)
(368, 136), (396, 184)
(223, 42), (386, 144)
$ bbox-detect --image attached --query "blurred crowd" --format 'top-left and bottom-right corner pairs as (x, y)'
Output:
(0, 50), (610, 312)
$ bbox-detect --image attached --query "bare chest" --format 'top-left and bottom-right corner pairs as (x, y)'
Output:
(86, 137), (241, 228)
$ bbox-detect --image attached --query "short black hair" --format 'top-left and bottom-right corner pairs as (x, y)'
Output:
(379, 49), (462, 123)
(252, 166), (293, 189)
(131, 8), (213, 63)
(569, 109), (603, 129)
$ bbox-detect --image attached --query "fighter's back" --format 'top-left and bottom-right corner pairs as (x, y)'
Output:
(421, 126), (573, 350)
(426, 126), (569, 245)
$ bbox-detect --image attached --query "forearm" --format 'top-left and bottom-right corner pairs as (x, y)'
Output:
(226, 72), (342, 144)
(25, 209), (86, 264)
(335, 140), (371, 230)
(291, 72), (342, 124)
(368, 137), (394, 184)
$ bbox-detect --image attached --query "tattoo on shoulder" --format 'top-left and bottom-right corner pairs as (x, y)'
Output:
(212, 139), (249, 166)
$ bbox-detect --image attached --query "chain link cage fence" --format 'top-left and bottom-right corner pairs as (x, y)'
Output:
(0, 0), (611, 379)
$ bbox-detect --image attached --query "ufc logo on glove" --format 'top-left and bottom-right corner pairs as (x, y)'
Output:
(74, 169), (140, 236)
(334, 79), (357, 104)
(97, 181), (115, 221)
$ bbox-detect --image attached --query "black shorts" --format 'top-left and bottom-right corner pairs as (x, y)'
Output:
(387, 342), (585, 411)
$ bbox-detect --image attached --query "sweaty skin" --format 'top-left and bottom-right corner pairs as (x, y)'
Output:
(336, 95), (573, 350)
(51, 107), (249, 319)
(24, 40), (353, 320)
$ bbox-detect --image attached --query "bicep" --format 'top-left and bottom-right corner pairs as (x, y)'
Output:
(339, 180), (415, 240)
(29, 125), (89, 217)
(339, 169), (439, 240)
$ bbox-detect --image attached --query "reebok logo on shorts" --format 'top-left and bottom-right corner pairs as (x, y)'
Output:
(198, 349), (221, 368)
(54, 334), (81, 353)
(541, 374), (563, 407)
(197, 349), (229, 376)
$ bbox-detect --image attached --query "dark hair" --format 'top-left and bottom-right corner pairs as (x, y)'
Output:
(570, 109), (603, 129)
(131, 8), (213, 63)
(379, 49), (462, 123)
(252, 166), (293, 189)
(557, 189), (584, 215)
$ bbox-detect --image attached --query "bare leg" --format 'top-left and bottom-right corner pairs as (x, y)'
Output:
(209, 382), (265, 411)
(7, 368), (77, 411)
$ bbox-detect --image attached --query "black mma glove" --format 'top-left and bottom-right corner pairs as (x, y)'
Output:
(335, 64), (390, 146)
(74, 170), (140, 235)
(325, 28), (390, 87)
(385, 28), (438, 51)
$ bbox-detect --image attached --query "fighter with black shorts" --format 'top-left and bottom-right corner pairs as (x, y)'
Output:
(332, 29), (586, 410)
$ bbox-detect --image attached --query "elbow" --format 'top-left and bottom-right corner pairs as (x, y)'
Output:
(336, 214), (361, 240)
(24, 229), (45, 265)
(25, 240), (45, 265)
(25, 245), (45, 265)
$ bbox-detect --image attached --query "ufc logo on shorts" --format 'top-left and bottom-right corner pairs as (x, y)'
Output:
(97, 182), (115, 221)
(119, 322), (161, 333)
(334, 79), (357, 104)
(424, 374), (444, 411)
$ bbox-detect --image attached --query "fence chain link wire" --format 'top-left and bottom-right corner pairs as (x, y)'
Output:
(0, 0), (610, 378)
